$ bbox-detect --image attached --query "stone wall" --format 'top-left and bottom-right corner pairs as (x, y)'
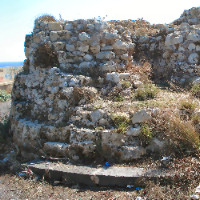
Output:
(10, 7), (200, 161)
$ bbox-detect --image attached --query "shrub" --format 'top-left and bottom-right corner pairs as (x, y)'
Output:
(179, 100), (197, 119)
(0, 90), (11, 102)
(34, 43), (59, 68)
(139, 123), (152, 145)
(179, 100), (196, 112)
(164, 113), (200, 155)
(192, 114), (200, 125)
(121, 80), (131, 88)
(191, 83), (200, 97)
(111, 113), (130, 134)
(35, 14), (56, 22)
(134, 83), (158, 101)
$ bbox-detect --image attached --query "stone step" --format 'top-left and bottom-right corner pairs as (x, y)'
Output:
(23, 160), (175, 187)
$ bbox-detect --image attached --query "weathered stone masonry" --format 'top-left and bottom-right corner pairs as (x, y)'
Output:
(11, 7), (200, 161)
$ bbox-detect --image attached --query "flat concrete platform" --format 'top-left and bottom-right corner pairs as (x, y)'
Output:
(23, 160), (174, 187)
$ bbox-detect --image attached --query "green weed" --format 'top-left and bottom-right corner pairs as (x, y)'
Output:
(134, 83), (158, 101)
(0, 90), (11, 102)
(111, 113), (130, 134)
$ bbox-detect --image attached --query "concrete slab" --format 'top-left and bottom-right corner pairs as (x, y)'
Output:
(23, 160), (174, 187)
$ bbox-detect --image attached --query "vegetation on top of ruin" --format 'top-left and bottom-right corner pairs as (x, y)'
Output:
(35, 14), (57, 23)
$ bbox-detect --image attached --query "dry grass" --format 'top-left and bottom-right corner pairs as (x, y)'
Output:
(35, 14), (57, 22)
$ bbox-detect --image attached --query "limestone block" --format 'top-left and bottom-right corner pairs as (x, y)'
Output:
(79, 32), (90, 41)
(196, 45), (200, 51)
(43, 142), (69, 156)
(48, 22), (63, 31)
(173, 35), (183, 44)
(57, 51), (67, 63)
(70, 128), (96, 142)
(119, 73), (130, 80)
(132, 110), (151, 124)
(128, 43), (135, 50)
(187, 33), (200, 41)
(66, 44), (75, 52)
(120, 53), (129, 60)
(50, 31), (59, 41)
(100, 61), (116, 72)
(104, 32), (119, 41)
(90, 109), (105, 123)
(53, 42), (65, 51)
(101, 45), (113, 51)
(78, 45), (89, 52)
(177, 53), (186, 61)
(90, 45), (101, 54)
(119, 145), (146, 160)
(126, 127), (141, 136)
(133, 80), (143, 88)
(188, 43), (196, 51)
(77, 141), (96, 155)
(32, 35), (41, 44)
(65, 24), (73, 31)
(87, 24), (95, 31)
(101, 130), (124, 146)
(96, 51), (115, 60)
(165, 33), (173, 46)
(179, 22), (190, 30)
(178, 46), (185, 52)
(146, 138), (165, 153)
(113, 40), (128, 50)
(106, 72), (120, 83)
(84, 54), (93, 61)
(95, 21), (108, 31)
(188, 53), (199, 64)
(79, 61), (94, 68)
(163, 51), (172, 59)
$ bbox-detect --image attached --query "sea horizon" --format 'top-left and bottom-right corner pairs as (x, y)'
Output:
(0, 61), (23, 68)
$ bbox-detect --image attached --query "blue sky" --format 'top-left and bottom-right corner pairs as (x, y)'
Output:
(0, 0), (199, 62)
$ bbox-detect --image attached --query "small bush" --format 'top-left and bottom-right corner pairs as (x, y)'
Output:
(192, 114), (200, 125)
(111, 113), (130, 134)
(0, 90), (11, 102)
(179, 100), (196, 112)
(165, 114), (200, 154)
(121, 81), (131, 88)
(139, 123), (152, 145)
(134, 83), (158, 101)
(34, 43), (59, 68)
(191, 83), (200, 97)
(179, 100), (197, 119)
(35, 14), (56, 22)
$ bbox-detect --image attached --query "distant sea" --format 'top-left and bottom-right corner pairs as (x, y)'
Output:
(0, 61), (23, 68)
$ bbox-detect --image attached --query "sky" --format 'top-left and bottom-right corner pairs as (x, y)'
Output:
(0, 0), (199, 62)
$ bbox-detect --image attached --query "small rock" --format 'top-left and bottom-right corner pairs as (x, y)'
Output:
(126, 127), (141, 136)
(132, 110), (151, 124)
(188, 53), (199, 64)
(191, 194), (199, 199)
